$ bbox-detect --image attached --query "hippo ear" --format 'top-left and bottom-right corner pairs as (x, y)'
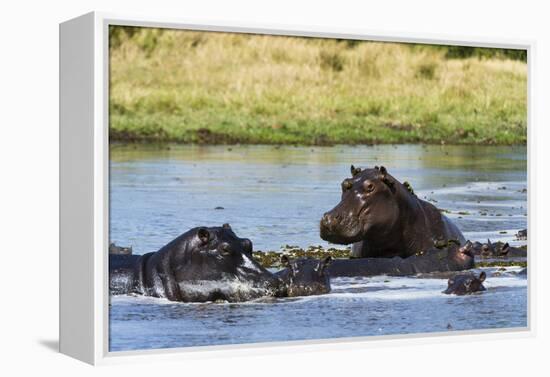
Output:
(197, 228), (210, 245)
(378, 166), (396, 193)
(479, 271), (486, 282)
(350, 165), (361, 177)
(319, 256), (333, 273)
(500, 243), (510, 255)
(222, 223), (231, 229)
(460, 241), (474, 257)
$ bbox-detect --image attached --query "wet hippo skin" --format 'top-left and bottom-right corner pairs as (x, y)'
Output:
(110, 225), (334, 302)
(327, 241), (475, 277)
(110, 224), (280, 302)
(275, 255), (332, 296)
(320, 165), (465, 258)
(471, 240), (527, 258)
(443, 271), (486, 295)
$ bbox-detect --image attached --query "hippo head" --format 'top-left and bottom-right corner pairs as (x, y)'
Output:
(320, 165), (402, 244)
(171, 224), (280, 302)
(449, 240), (476, 269)
(278, 255), (332, 297)
(479, 239), (496, 257)
(476, 239), (510, 258)
(109, 243), (133, 255)
(443, 271), (486, 295)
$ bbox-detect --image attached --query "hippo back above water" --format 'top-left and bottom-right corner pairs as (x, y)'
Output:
(320, 165), (465, 258)
(327, 240), (475, 277)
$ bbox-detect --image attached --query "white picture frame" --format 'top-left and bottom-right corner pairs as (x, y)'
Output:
(59, 11), (534, 365)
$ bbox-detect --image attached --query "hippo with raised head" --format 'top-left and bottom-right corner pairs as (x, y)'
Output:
(275, 255), (332, 296)
(443, 271), (486, 295)
(327, 240), (475, 277)
(110, 224), (280, 302)
(320, 165), (465, 258)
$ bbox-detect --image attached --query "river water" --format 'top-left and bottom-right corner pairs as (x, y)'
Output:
(109, 144), (528, 352)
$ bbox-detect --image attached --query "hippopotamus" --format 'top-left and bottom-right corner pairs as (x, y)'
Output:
(110, 224), (281, 302)
(471, 240), (527, 258)
(320, 165), (465, 258)
(110, 224), (333, 302)
(275, 255), (332, 296)
(109, 243), (132, 255)
(516, 229), (527, 240)
(327, 240), (475, 277)
(443, 271), (486, 295)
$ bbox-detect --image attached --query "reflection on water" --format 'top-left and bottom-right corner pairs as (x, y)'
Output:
(109, 144), (527, 352)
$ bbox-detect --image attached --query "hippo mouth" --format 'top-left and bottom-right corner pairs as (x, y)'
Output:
(320, 203), (368, 245)
(320, 219), (363, 245)
(452, 242), (475, 266)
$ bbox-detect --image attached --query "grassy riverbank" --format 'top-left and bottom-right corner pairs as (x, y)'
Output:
(109, 27), (527, 145)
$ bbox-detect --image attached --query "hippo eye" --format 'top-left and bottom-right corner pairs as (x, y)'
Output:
(364, 182), (375, 193)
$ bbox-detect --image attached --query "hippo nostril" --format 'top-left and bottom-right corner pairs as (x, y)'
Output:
(321, 214), (332, 228)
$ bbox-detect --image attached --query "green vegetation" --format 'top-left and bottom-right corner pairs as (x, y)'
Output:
(475, 261), (527, 268)
(253, 245), (351, 268)
(109, 26), (527, 145)
(251, 244), (528, 269)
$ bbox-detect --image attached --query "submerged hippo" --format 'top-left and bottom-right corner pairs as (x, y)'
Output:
(275, 255), (332, 296)
(327, 240), (475, 277)
(110, 224), (333, 302)
(472, 240), (527, 258)
(320, 165), (465, 258)
(443, 271), (486, 295)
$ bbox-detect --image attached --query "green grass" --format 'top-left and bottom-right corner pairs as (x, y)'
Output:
(109, 27), (527, 145)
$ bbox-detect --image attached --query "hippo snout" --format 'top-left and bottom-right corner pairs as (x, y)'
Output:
(320, 213), (337, 240)
(320, 211), (361, 244)
(320, 213), (333, 229)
